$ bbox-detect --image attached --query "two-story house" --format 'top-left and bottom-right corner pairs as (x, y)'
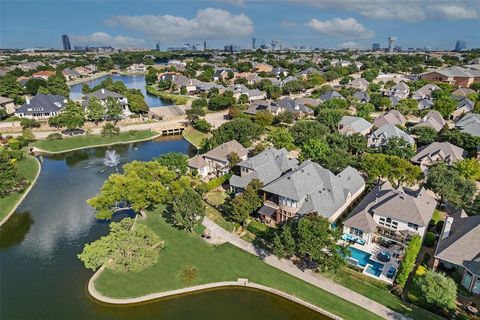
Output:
(411, 142), (467, 172)
(15, 94), (67, 119)
(342, 181), (437, 246)
(368, 124), (415, 148)
(188, 140), (248, 179)
(83, 89), (131, 116)
(259, 161), (365, 225)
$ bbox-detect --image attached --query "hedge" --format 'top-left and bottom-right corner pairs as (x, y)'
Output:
(396, 235), (422, 287)
(198, 173), (232, 194)
(423, 232), (435, 248)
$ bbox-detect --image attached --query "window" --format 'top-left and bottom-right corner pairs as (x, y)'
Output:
(408, 222), (418, 230)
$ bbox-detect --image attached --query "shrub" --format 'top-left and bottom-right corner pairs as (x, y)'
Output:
(396, 235), (422, 287)
(7, 149), (23, 160)
(101, 123), (120, 137)
(198, 174), (232, 194)
(47, 133), (63, 140)
(193, 118), (212, 133)
(7, 138), (22, 150)
(20, 118), (40, 129)
(424, 232), (436, 247)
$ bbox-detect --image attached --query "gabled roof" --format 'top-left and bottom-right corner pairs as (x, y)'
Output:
(203, 140), (248, 162)
(455, 113), (480, 137)
(370, 124), (415, 145)
(319, 91), (344, 102)
(15, 94), (65, 115)
(261, 160), (364, 217)
(411, 142), (467, 165)
(348, 78), (369, 89)
(392, 82), (409, 91)
(84, 89), (124, 100)
(339, 116), (372, 133)
(275, 97), (314, 114)
(435, 211), (480, 275)
(412, 84), (440, 100)
(373, 110), (406, 128)
(414, 111), (445, 132)
(353, 91), (370, 102)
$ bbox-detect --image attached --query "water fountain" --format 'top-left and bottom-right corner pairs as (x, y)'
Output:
(84, 150), (122, 173)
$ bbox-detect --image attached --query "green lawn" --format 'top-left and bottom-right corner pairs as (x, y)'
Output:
(205, 190), (227, 207)
(0, 155), (39, 220)
(32, 130), (158, 152)
(94, 210), (383, 320)
(324, 267), (443, 320)
(204, 202), (235, 232)
(182, 127), (209, 149)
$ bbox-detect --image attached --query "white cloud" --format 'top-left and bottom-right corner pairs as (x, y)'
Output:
(306, 18), (374, 39)
(105, 8), (254, 41)
(292, 0), (479, 21)
(337, 41), (363, 49)
(281, 19), (297, 27)
(70, 32), (145, 48)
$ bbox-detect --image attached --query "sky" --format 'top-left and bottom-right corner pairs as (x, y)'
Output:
(1, 0), (479, 50)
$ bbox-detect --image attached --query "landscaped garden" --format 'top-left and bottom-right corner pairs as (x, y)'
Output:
(32, 130), (158, 152)
(93, 209), (383, 320)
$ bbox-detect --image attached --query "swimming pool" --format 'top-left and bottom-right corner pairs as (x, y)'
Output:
(347, 247), (385, 277)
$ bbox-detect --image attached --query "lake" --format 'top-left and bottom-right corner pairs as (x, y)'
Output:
(0, 136), (328, 320)
(69, 74), (170, 108)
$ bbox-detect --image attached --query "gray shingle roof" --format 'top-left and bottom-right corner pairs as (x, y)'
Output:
(373, 110), (406, 128)
(411, 142), (467, 165)
(435, 211), (480, 275)
(262, 161), (364, 218)
(455, 113), (480, 137)
(84, 89), (124, 100)
(414, 111), (445, 132)
(203, 140), (248, 163)
(369, 124), (415, 146)
(339, 116), (372, 134)
(15, 94), (66, 115)
(319, 91), (344, 102)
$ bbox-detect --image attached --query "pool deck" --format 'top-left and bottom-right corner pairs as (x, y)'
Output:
(348, 241), (401, 284)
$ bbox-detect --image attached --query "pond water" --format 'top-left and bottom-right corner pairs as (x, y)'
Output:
(0, 136), (329, 320)
(69, 74), (170, 108)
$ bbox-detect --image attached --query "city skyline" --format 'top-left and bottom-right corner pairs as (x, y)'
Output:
(1, 0), (480, 50)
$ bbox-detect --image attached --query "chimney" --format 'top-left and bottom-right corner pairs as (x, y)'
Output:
(101, 88), (105, 94)
(26, 98), (30, 105)
(442, 217), (454, 239)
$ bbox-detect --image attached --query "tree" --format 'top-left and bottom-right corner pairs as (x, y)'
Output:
(86, 97), (105, 123)
(78, 218), (164, 272)
(434, 93), (457, 118)
(187, 98), (207, 122)
(46, 72), (70, 96)
(414, 271), (457, 311)
(228, 152), (241, 168)
(273, 111), (295, 124)
(439, 129), (480, 153)
(268, 127), (295, 150)
(172, 188), (205, 232)
(396, 99), (418, 115)
(362, 153), (422, 186)
(361, 69), (379, 82)
(48, 100), (85, 129)
(193, 118), (212, 133)
(145, 67), (158, 85)
(0, 154), (26, 197)
(412, 126), (438, 146)
(229, 179), (263, 226)
(254, 111), (273, 127)
(317, 109), (344, 131)
(266, 85), (282, 99)
(205, 118), (263, 149)
(25, 78), (47, 95)
(289, 120), (328, 146)
(426, 163), (476, 208)
(208, 94), (236, 111)
(382, 137), (416, 159)
(125, 91), (148, 114)
(101, 123), (120, 137)
(0, 74), (24, 103)
(87, 161), (189, 219)
(238, 94), (249, 104)
(356, 103), (375, 121)
(299, 139), (330, 162)
(156, 152), (189, 174)
(105, 97), (123, 122)
(396, 235), (422, 287)
(455, 158), (480, 181)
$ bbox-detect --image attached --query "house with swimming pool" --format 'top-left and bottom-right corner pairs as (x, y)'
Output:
(341, 181), (437, 282)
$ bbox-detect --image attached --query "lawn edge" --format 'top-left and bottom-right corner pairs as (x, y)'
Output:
(0, 155), (41, 227)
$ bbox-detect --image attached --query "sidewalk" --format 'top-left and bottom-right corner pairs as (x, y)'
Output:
(202, 217), (409, 320)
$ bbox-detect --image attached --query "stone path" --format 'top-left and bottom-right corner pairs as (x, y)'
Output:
(202, 217), (409, 320)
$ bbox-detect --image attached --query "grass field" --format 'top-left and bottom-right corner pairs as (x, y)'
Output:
(182, 127), (209, 149)
(0, 155), (39, 221)
(93, 209), (383, 320)
(32, 130), (158, 153)
(324, 266), (443, 320)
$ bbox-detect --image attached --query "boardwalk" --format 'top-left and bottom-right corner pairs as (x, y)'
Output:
(202, 217), (409, 320)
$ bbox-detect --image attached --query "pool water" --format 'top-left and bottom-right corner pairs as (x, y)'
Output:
(346, 247), (385, 277)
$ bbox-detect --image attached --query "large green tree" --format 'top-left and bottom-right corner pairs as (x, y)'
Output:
(362, 153), (422, 186)
(172, 188), (205, 232)
(268, 127), (295, 150)
(78, 218), (164, 272)
(414, 271), (457, 311)
(229, 179), (263, 226)
(85, 97), (105, 123)
(156, 152), (189, 174)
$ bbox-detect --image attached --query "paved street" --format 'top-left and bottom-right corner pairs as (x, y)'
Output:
(202, 216), (409, 320)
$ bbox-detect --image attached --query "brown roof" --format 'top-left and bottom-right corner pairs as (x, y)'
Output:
(203, 140), (248, 162)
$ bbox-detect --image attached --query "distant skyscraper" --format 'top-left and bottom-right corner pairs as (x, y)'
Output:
(372, 43), (380, 51)
(155, 42), (160, 51)
(62, 34), (71, 51)
(388, 37), (396, 53)
(204, 41), (207, 51)
(252, 37), (256, 50)
(454, 40), (466, 52)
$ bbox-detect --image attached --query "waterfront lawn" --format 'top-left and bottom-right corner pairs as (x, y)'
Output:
(0, 156), (39, 220)
(324, 266), (443, 320)
(182, 127), (209, 148)
(94, 210), (382, 320)
(32, 130), (158, 152)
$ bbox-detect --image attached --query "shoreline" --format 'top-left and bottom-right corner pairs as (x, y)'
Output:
(31, 132), (165, 155)
(0, 156), (41, 227)
(87, 266), (342, 320)
(181, 129), (200, 150)
(67, 72), (112, 86)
